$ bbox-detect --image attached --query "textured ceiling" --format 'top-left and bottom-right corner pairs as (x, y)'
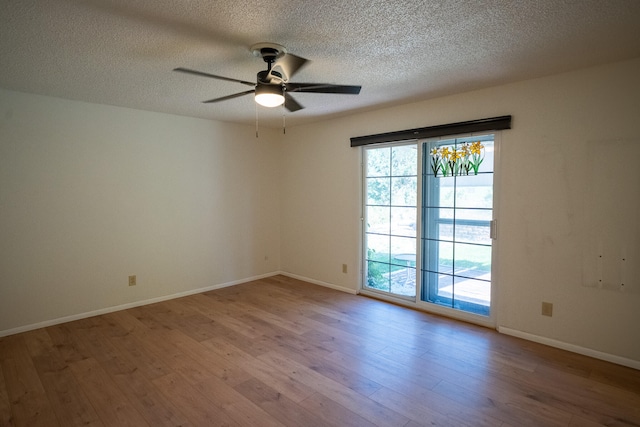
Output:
(1, 0), (640, 128)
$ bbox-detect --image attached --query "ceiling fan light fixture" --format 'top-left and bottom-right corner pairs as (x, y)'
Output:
(255, 84), (284, 107)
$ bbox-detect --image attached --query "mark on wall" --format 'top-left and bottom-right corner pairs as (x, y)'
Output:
(582, 139), (639, 292)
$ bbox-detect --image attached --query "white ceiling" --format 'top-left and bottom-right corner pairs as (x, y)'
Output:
(2, 0), (640, 128)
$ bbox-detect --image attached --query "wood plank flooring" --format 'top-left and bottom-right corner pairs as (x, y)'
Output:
(1, 275), (639, 426)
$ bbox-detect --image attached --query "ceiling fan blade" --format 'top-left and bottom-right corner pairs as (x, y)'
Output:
(202, 90), (255, 103)
(269, 53), (309, 82)
(284, 92), (304, 112)
(285, 83), (361, 94)
(174, 67), (255, 87)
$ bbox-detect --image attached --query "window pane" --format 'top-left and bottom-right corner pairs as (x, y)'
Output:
(367, 206), (389, 234)
(423, 207), (454, 240)
(437, 222), (454, 242)
(367, 148), (390, 177)
(366, 233), (389, 263)
(453, 223), (491, 245)
(453, 242), (492, 279)
(469, 139), (493, 175)
(391, 176), (417, 206)
(392, 145), (417, 176)
(434, 273), (455, 301)
(436, 176), (456, 208)
(390, 266), (416, 297)
(453, 276), (491, 305)
(423, 239), (453, 273)
(367, 177), (390, 205)
(454, 175), (493, 209)
(453, 208), (492, 246)
(390, 236), (416, 262)
(438, 207), (455, 220)
(390, 207), (416, 237)
(367, 261), (390, 291)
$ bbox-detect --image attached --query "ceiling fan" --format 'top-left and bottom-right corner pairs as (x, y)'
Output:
(174, 42), (361, 112)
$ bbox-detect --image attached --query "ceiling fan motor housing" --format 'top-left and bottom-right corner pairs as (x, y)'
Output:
(260, 48), (279, 64)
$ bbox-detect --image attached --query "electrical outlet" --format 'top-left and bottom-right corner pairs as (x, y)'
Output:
(541, 302), (553, 317)
(128, 275), (136, 286)
(342, 264), (347, 274)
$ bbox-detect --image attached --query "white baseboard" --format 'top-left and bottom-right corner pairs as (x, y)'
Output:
(278, 271), (358, 295)
(0, 271), (279, 338)
(498, 326), (640, 371)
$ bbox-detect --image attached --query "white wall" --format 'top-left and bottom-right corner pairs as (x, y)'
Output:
(280, 58), (640, 365)
(0, 89), (281, 333)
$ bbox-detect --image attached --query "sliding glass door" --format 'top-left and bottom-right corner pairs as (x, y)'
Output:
(363, 144), (418, 298)
(362, 134), (496, 319)
(421, 135), (495, 316)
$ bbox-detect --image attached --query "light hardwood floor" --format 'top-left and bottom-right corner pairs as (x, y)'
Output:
(1, 275), (638, 426)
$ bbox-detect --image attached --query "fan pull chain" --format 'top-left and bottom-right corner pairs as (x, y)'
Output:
(282, 104), (286, 134)
(255, 102), (259, 138)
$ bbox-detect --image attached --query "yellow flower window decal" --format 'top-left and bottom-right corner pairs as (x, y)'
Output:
(430, 141), (485, 177)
